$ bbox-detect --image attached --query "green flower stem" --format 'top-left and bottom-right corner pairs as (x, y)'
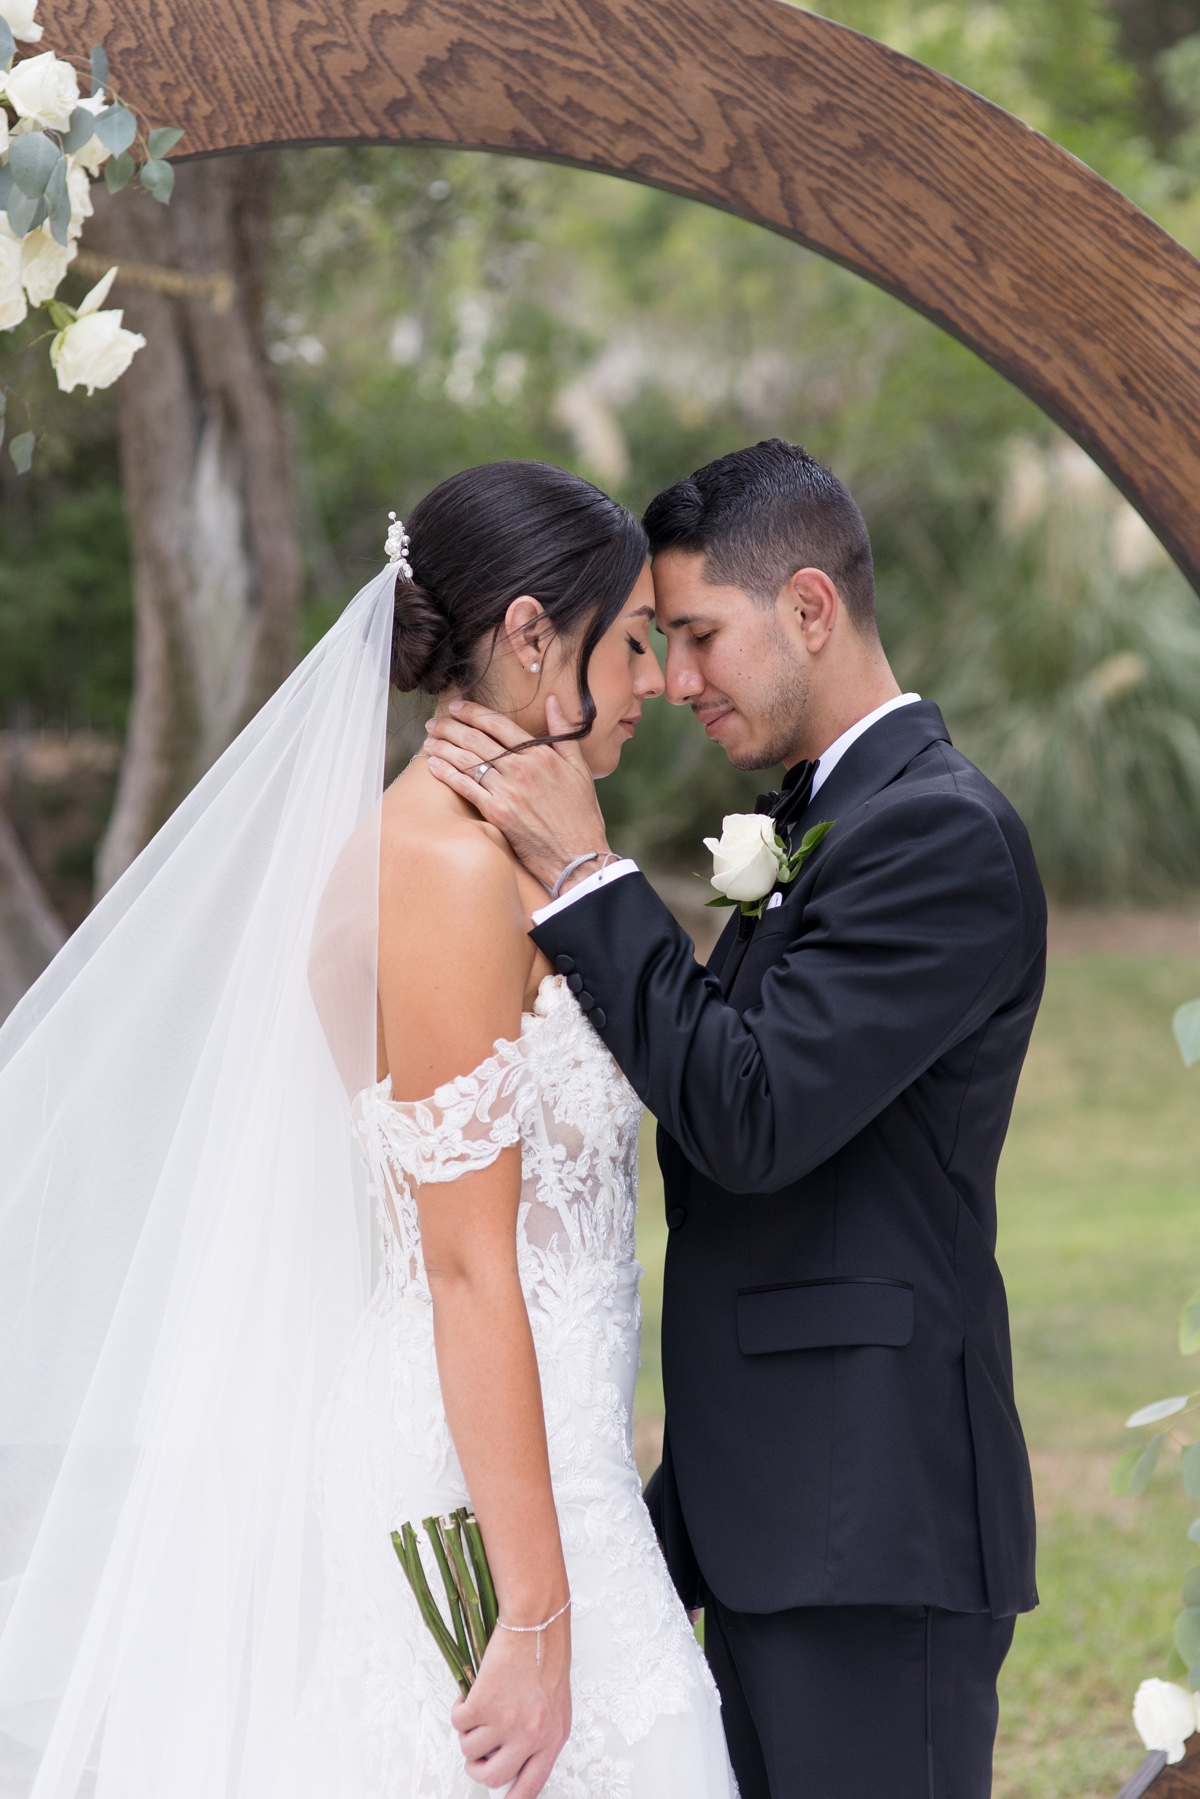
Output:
(424, 1515), (473, 1674)
(445, 1510), (489, 1669)
(464, 1513), (499, 1637)
(392, 1525), (472, 1696)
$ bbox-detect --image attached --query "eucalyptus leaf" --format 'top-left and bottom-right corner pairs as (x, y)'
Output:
(1133, 1432), (1165, 1493)
(8, 432), (34, 474)
(1184, 1444), (1200, 1502)
(1182, 1294), (1200, 1357)
(139, 158), (175, 204)
(9, 133), (63, 201)
(148, 126), (184, 159)
(0, 166), (11, 211)
(1168, 1644), (1188, 1680)
(61, 108), (97, 155)
(1183, 1565), (1200, 1608)
(1189, 1518), (1200, 1546)
(90, 44), (109, 95)
(0, 392), (7, 420)
(103, 152), (135, 195)
(1126, 1396), (1189, 1428)
(1111, 1447), (1142, 1496)
(1175, 1000), (1200, 1070)
(1189, 1661), (1200, 1692)
(93, 105), (137, 157)
(7, 185), (40, 238)
(44, 157), (70, 248)
(1176, 1605), (1200, 1667)
(0, 16), (14, 72)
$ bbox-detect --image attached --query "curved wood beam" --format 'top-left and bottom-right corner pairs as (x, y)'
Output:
(48, 0), (1200, 592)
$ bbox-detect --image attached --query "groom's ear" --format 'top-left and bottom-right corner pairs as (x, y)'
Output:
(781, 567), (840, 655)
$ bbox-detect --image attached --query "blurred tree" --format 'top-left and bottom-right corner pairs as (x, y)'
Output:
(82, 153), (300, 894)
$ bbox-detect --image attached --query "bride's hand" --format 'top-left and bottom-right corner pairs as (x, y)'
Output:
(451, 1610), (572, 1795)
(424, 696), (610, 898)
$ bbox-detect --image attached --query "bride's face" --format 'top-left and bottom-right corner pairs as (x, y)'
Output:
(523, 565), (664, 778)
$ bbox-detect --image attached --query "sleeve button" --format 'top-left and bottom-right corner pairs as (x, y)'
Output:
(567, 972), (583, 993)
(577, 991), (595, 1011)
(592, 1008), (607, 1028)
(555, 954), (575, 974)
(666, 1206), (687, 1229)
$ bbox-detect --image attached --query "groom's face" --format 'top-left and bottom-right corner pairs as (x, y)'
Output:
(652, 550), (813, 771)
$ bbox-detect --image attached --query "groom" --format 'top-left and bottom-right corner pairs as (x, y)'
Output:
(427, 440), (1044, 1799)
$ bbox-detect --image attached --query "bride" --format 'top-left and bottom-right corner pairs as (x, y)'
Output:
(0, 460), (737, 1798)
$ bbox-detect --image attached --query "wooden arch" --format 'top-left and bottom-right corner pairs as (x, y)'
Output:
(52, 0), (1200, 592)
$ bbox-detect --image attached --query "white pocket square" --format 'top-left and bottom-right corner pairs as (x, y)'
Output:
(766, 892), (783, 911)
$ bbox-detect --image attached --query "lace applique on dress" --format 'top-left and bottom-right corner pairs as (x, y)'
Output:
(294, 975), (738, 1799)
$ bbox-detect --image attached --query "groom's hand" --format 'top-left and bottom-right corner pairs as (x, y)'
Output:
(425, 698), (611, 897)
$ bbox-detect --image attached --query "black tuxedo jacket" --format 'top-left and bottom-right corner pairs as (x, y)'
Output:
(532, 701), (1044, 1620)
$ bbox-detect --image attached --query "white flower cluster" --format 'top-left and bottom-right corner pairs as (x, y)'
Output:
(0, 0), (180, 420)
(1134, 1678), (1200, 1765)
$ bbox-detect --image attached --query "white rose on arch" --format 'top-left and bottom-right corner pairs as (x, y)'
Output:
(50, 267), (146, 395)
(0, 226), (28, 330)
(1133, 1678), (1199, 1764)
(0, 0), (44, 41)
(21, 225), (74, 306)
(1, 49), (79, 130)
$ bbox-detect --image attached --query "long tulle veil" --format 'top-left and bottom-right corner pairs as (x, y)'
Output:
(0, 565), (396, 1798)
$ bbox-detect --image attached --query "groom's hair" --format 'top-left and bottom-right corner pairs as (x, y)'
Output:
(643, 439), (877, 633)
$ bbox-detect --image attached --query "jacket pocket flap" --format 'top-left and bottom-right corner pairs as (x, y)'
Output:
(736, 1278), (914, 1354)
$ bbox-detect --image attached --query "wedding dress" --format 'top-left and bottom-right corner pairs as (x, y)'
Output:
(291, 971), (738, 1798)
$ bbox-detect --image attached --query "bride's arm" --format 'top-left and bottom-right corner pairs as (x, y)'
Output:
(378, 822), (570, 1799)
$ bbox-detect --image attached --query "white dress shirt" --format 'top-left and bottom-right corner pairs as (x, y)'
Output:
(531, 693), (922, 925)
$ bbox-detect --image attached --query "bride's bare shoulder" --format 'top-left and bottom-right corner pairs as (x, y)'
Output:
(377, 760), (526, 953)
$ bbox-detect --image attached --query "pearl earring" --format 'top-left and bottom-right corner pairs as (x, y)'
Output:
(529, 661), (540, 673)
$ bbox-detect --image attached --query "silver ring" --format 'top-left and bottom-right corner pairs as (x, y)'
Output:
(472, 763), (490, 784)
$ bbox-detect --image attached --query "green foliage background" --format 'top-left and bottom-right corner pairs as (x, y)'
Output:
(6, 0), (1200, 894)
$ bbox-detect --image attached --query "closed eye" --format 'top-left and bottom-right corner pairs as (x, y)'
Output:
(626, 635), (647, 655)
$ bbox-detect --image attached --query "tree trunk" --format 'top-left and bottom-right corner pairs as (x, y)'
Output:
(84, 153), (301, 896)
(0, 805), (65, 1023)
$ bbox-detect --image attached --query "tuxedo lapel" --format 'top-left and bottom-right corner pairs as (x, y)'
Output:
(723, 702), (953, 1007)
(788, 701), (951, 848)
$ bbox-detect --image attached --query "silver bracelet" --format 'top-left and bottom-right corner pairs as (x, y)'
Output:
(548, 852), (599, 900)
(495, 1596), (572, 1665)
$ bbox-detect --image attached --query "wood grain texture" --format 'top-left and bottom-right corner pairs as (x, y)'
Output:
(44, 0), (1200, 593)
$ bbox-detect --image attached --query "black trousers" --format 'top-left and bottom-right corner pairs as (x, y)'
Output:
(703, 1594), (1015, 1799)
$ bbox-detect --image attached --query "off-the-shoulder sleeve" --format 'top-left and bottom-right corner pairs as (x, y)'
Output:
(353, 1032), (532, 1190)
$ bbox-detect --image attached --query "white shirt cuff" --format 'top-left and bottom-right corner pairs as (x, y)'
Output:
(531, 858), (639, 926)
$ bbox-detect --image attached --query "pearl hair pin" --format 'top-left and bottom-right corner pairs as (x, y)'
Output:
(384, 511), (413, 578)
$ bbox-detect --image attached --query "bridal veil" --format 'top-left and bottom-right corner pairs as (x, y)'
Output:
(0, 566), (396, 1797)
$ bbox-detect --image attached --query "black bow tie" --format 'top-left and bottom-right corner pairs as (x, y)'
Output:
(754, 759), (817, 840)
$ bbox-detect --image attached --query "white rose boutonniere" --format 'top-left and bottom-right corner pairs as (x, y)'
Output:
(704, 813), (834, 921)
(1133, 1677), (1199, 1764)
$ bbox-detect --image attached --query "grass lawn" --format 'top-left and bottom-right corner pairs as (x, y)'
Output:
(633, 952), (1200, 1799)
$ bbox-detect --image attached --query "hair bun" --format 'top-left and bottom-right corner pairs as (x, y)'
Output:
(390, 573), (455, 693)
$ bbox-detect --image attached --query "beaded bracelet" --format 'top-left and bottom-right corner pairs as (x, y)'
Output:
(495, 1596), (572, 1666)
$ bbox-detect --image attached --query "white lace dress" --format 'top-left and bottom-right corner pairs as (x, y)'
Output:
(291, 974), (737, 1798)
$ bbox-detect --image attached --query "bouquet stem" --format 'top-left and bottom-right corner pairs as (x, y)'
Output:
(391, 1508), (497, 1698)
